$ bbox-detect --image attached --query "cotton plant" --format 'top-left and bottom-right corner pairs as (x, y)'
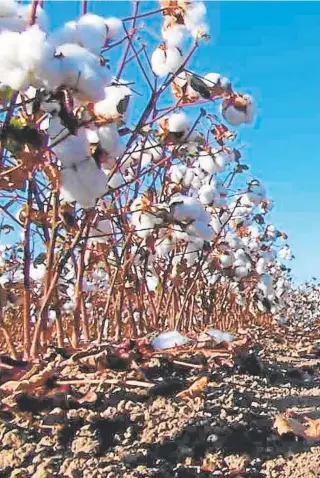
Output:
(0, 0), (294, 357)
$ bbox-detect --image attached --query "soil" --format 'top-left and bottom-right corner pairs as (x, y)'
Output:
(0, 322), (320, 478)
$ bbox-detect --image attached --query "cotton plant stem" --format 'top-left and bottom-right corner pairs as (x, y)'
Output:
(30, 219), (88, 358)
(22, 176), (33, 359)
(0, 308), (18, 360)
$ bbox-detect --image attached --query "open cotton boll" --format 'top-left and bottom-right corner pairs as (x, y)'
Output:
(198, 183), (217, 205)
(0, 67), (30, 91)
(171, 196), (206, 222)
(198, 151), (224, 175)
(60, 158), (107, 209)
(168, 111), (190, 134)
(186, 220), (214, 242)
(221, 94), (254, 126)
(94, 83), (131, 118)
(50, 21), (77, 47)
(155, 236), (174, 257)
(151, 46), (183, 77)
(51, 127), (91, 167)
(98, 123), (120, 155)
(0, 0), (18, 18)
(104, 169), (124, 190)
(17, 4), (49, 33)
(184, 1), (206, 32)
(105, 17), (122, 39)
(0, 30), (20, 70)
(278, 246), (292, 261)
(76, 14), (107, 55)
(18, 26), (55, 73)
(219, 251), (235, 269)
(30, 264), (46, 281)
(162, 24), (185, 47)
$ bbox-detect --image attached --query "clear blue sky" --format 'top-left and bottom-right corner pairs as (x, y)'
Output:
(43, 1), (320, 283)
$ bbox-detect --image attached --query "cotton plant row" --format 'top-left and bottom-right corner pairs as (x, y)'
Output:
(0, 0), (292, 357)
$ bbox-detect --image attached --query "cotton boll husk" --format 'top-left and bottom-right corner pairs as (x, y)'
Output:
(168, 111), (190, 133)
(105, 17), (122, 39)
(98, 123), (120, 155)
(76, 14), (107, 55)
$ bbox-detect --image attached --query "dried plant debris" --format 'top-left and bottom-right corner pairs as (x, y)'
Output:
(0, 323), (319, 476)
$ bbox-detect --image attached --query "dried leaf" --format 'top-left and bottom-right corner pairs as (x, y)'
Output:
(176, 376), (209, 400)
(304, 418), (320, 439)
(273, 414), (306, 438)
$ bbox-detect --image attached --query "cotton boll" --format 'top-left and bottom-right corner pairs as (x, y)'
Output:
(50, 21), (77, 47)
(198, 183), (217, 205)
(0, 0), (18, 18)
(17, 4), (49, 33)
(94, 83), (131, 118)
(168, 111), (190, 135)
(76, 14), (107, 55)
(105, 17), (122, 39)
(18, 26), (55, 73)
(104, 169), (124, 190)
(151, 46), (183, 77)
(221, 94), (254, 126)
(234, 265), (249, 278)
(199, 150), (226, 175)
(60, 158), (107, 209)
(52, 127), (91, 168)
(98, 123), (120, 155)
(182, 168), (195, 188)
(219, 251), (234, 269)
(0, 30), (20, 70)
(184, 1), (206, 32)
(30, 264), (46, 281)
(186, 220), (214, 242)
(278, 246), (292, 261)
(0, 67), (30, 91)
(162, 24), (185, 47)
(155, 236), (174, 257)
(172, 196), (207, 222)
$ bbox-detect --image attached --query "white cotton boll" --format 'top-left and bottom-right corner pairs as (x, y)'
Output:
(182, 168), (195, 188)
(151, 46), (183, 77)
(198, 183), (216, 205)
(52, 129), (91, 167)
(98, 123), (120, 155)
(76, 14), (107, 55)
(0, 30), (20, 70)
(0, 67), (30, 91)
(155, 237), (174, 257)
(0, 0), (17, 18)
(168, 111), (190, 135)
(162, 24), (185, 47)
(225, 232), (242, 250)
(172, 196), (206, 222)
(184, 1), (206, 32)
(94, 83), (131, 118)
(30, 264), (46, 281)
(50, 21), (77, 47)
(234, 265), (249, 278)
(18, 26), (55, 73)
(221, 95), (254, 126)
(187, 220), (214, 242)
(105, 17), (122, 39)
(17, 4), (49, 33)
(91, 219), (112, 242)
(278, 246), (292, 260)
(198, 151), (216, 175)
(219, 252), (234, 269)
(265, 224), (277, 239)
(60, 159), (106, 209)
(104, 169), (124, 190)
(133, 214), (155, 239)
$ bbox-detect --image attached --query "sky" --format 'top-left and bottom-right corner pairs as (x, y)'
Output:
(33, 1), (320, 282)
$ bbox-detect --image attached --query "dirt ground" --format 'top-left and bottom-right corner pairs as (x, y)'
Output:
(0, 322), (320, 478)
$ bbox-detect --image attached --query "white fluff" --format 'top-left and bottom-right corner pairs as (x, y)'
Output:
(167, 111), (189, 133)
(162, 24), (185, 47)
(221, 95), (254, 126)
(94, 83), (131, 118)
(105, 17), (122, 39)
(151, 46), (183, 77)
(98, 123), (120, 155)
(0, 0), (17, 18)
(76, 14), (107, 55)
(50, 21), (77, 47)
